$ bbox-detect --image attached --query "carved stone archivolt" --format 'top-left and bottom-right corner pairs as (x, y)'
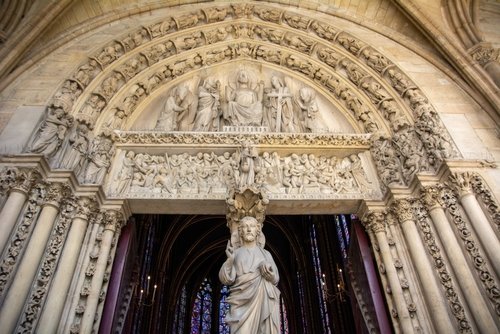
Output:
(23, 3), (461, 196)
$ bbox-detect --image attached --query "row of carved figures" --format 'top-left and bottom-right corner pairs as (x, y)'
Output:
(109, 145), (374, 196)
(152, 70), (329, 133)
(29, 113), (114, 185)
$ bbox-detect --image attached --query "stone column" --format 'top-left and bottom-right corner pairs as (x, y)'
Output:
(422, 185), (497, 334)
(0, 168), (38, 254)
(449, 172), (500, 277)
(395, 199), (454, 333)
(79, 210), (123, 334)
(364, 211), (414, 333)
(0, 182), (65, 334)
(37, 197), (94, 334)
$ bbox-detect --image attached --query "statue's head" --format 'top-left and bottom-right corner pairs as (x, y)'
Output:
(237, 216), (265, 248)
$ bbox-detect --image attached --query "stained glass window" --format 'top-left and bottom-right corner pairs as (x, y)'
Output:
(172, 285), (187, 333)
(219, 285), (230, 334)
(310, 221), (332, 334)
(190, 278), (212, 334)
(297, 271), (308, 332)
(280, 295), (289, 334)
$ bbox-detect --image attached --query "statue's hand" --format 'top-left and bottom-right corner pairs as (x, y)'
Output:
(225, 241), (234, 267)
(259, 262), (274, 282)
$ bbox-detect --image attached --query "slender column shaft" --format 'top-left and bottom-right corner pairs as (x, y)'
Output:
(398, 210), (454, 333)
(80, 211), (122, 334)
(428, 205), (497, 333)
(373, 227), (414, 333)
(353, 222), (392, 333)
(460, 193), (500, 277)
(60, 216), (101, 333)
(0, 189), (28, 254)
(0, 198), (60, 334)
(37, 198), (92, 334)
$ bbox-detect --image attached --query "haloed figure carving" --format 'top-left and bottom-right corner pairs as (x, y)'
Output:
(219, 216), (281, 334)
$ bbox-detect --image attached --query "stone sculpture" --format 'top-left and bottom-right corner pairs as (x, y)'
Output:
(224, 69), (264, 126)
(296, 87), (327, 132)
(264, 76), (296, 132)
(155, 85), (196, 131)
(219, 216), (281, 334)
(30, 107), (74, 157)
(193, 77), (221, 131)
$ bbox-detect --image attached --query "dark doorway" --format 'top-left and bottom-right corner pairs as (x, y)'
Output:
(102, 214), (390, 333)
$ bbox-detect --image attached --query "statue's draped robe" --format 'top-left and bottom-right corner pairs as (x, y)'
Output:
(219, 246), (280, 334)
(225, 87), (263, 126)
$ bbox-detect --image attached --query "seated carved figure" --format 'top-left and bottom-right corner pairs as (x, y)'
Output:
(219, 216), (281, 334)
(224, 69), (264, 126)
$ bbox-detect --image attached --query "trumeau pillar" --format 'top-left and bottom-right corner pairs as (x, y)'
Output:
(0, 182), (65, 334)
(421, 185), (498, 334)
(394, 199), (455, 333)
(448, 172), (500, 278)
(0, 168), (39, 254)
(37, 196), (95, 334)
(363, 211), (415, 334)
(79, 210), (123, 334)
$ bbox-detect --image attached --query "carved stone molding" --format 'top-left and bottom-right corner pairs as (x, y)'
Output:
(113, 131), (371, 146)
(413, 201), (472, 332)
(442, 189), (500, 316)
(16, 196), (77, 332)
(470, 173), (500, 231)
(0, 183), (45, 296)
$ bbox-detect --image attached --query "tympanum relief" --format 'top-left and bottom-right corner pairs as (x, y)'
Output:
(137, 67), (347, 134)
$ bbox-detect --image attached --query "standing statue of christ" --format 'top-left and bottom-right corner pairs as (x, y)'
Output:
(219, 216), (281, 334)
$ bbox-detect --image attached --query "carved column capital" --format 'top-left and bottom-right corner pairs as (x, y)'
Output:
(420, 185), (444, 210)
(103, 210), (125, 233)
(74, 197), (96, 220)
(394, 199), (415, 223)
(448, 172), (474, 198)
(43, 182), (69, 208)
(1, 167), (40, 195)
(362, 211), (386, 234)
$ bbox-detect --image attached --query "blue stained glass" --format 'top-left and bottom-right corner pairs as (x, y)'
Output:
(310, 222), (332, 334)
(219, 285), (230, 334)
(190, 278), (212, 334)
